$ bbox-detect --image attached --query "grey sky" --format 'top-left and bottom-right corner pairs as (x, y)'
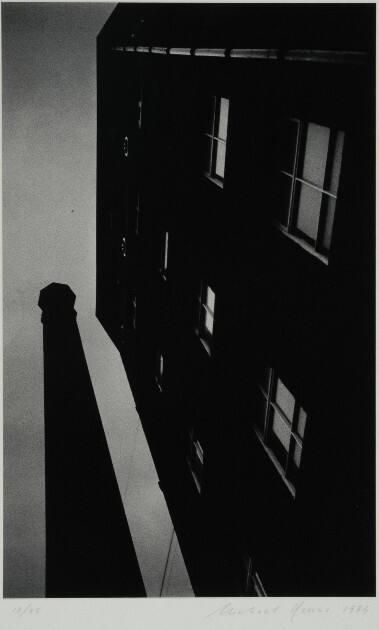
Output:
(3, 2), (116, 596)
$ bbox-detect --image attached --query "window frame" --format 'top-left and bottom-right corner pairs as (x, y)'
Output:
(137, 84), (143, 130)
(158, 230), (169, 281)
(254, 367), (307, 498)
(195, 282), (216, 355)
(187, 427), (204, 494)
(155, 351), (164, 392)
(203, 95), (230, 188)
(121, 235), (127, 258)
(243, 556), (267, 597)
(277, 118), (344, 264)
(131, 296), (137, 330)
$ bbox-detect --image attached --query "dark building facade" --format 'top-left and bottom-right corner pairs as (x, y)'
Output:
(96, 4), (375, 596)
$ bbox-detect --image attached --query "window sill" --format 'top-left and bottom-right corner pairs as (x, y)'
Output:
(253, 428), (296, 499)
(203, 172), (224, 189)
(275, 222), (329, 266)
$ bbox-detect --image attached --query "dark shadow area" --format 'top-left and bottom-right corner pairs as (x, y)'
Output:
(39, 283), (145, 597)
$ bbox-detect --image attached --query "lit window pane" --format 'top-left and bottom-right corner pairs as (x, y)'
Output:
(302, 123), (330, 188)
(204, 309), (214, 335)
(272, 409), (291, 451)
(296, 183), (322, 241)
(329, 131), (345, 195)
(274, 378), (295, 421)
(217, 98), (229, 140)
(215, 141), (226, 178)
(297, 407), (307, 439)
(321, 196), (336, 251)
(206, 286), (215, 312)
(280, 119), (299, 174)
(293, 442), (302, 468)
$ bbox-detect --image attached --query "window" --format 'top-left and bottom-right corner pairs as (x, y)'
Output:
(159, 231), (169, 279)
(126, 294), (137, 331)
(242, 556), (267, 597)
(254, 366), (308, 496)
(138, 85), (143, 130)
(132, 296), (137, 330)
(204, 96), (230, 185)
(155, 352), (164, 392)
(121, 235), (127, 258)
(278, 119), (344, 261)
(196, 283), (216, 354)
(187, 428), (204, 494)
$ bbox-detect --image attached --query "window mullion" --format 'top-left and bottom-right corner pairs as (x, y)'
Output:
(264, 369), (274, 441)
(209, 97), (217, 175)
(212, 95), (219, 137)
(281, 169), (294, 179)
(288, 121), (303, 232)
(211, 96), (217, 137)
(295, 176), (337, 198)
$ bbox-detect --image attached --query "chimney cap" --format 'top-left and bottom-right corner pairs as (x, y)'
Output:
(38, 283), (76, 312)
